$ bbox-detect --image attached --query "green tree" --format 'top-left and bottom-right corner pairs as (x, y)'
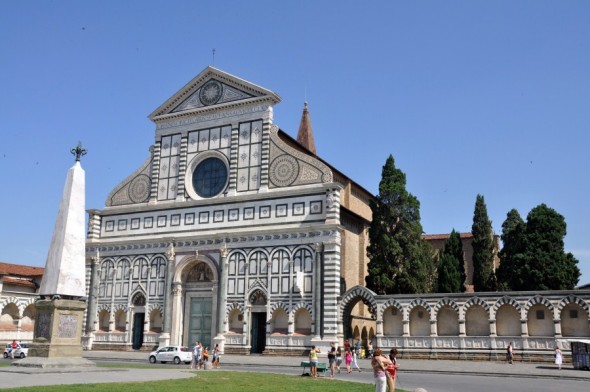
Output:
(437, 229), (465, 293)
(496, 209), (526, 291)
(471, 194), (497, 291)
(366, 155), (434, 294)
(512, 204), (580, 290)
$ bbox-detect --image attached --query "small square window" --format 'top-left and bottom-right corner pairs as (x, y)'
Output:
(536, 310), (545, 320)
(391, 308), (397, 316)
(569, 309), (578, 319)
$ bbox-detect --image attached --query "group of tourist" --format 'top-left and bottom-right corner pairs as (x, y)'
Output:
(191, 341), (221, 369)
(507, 341), (563, 370)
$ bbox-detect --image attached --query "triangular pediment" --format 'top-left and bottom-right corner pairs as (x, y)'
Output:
(149, 66), (281, 121)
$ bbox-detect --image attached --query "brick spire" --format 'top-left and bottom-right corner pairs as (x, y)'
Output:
(296, 102), (317, 155)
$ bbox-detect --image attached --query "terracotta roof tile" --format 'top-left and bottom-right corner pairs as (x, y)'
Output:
(0, 262), (44, 277)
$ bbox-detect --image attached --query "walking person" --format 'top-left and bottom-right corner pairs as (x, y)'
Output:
(9, 340), (18, 360)
(554, 346), (563, 370)
(309, 345), (320, 378)
(387, 347), (401, 391)
(351, 347), (362, 372)
(336, 345), (342, 374)
(345, 348), (353, 373)
(506, 342), (514, 364)
(212, 344), (220, 368)
(328, 342), (337, 378)
(371, 348), (392, 392)
(191, 341), (202, 370)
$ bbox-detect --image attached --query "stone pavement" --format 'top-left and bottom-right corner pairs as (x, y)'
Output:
(0, 350), (587, 389)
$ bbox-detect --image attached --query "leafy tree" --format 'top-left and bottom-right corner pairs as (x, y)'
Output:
(471, 194), (497, 291)
(366, 154), (434, 294)
(437, 229), (465, 293)
(496, 209), (526, 291)
(512, 204), (580, 290)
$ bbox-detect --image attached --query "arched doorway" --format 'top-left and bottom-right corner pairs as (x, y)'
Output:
(131, 292), (146, 350)
(182, 260), (216, 348)
(340, 286), (377, 348)
(249, 289), (267, 354)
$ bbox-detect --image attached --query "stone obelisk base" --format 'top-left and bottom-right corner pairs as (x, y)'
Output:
(13, 299), (95, 368)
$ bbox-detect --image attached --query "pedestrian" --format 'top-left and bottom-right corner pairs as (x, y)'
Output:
(351, 346), (362, 372)
(10, 340), (18, 360)
(191, 341), (202, 369)
(336, 345), (342, 374)
(212, 344), (220, 368)
(345, 347), (353, 373)
(328, 342), (337, 378)
(367, 340), (374, 359)
(202, 346), (209, 364)
(355, 339), (361, 356)
(344, 338), (351, 352)
(387, 347), (400, 391)
(371, 347), (392, 392)
(554, 346), (563, 370)
(506, 342), (514, 364)
(309, 345), (320, 378)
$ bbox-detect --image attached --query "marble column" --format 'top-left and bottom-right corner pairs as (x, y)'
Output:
(312, 243), (323, 340)
(520, 319), (529, 337)
(86, 251), (100, 334)
(213, 247), (229, 352)
(159, 244), (175, 347)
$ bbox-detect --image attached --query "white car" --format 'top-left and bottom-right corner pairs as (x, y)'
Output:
(148, 346), (192, 364)
(3, 343), (29, 359)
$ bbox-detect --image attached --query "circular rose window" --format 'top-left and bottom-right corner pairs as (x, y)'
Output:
(191, 157), (228, 198)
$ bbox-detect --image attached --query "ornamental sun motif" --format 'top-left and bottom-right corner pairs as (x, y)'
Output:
(199, 80), (223, 106)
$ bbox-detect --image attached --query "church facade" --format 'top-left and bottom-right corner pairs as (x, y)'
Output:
(84, 67), (372, 353)
(81, 67), (590, 358)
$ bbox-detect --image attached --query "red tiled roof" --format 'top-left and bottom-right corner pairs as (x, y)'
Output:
(0, 262), (44, 277)
(422, 232), (474, 240)
(2, 276), (38, 289)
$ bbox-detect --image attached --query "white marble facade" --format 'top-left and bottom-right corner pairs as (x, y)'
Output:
(85, 67), (342, 353)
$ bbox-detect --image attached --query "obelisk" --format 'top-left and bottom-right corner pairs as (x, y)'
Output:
(15, 143), (95, 368)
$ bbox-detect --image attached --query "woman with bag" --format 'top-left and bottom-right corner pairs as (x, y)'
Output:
(387, 348), (400, 391)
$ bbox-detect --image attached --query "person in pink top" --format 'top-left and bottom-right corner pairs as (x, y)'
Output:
(345, 348), (353, 373)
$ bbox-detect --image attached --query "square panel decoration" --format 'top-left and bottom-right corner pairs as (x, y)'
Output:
(105, 220), (115, 232)
(199, 211), (210, 224)
(143, 217), (153, 229)
(213, 210), (224, 223)
(228, 208), (239, 222)
(276, 204), (288, 218)
(259, 205), (271, 219)
(310, 200), (322, 215)
(292, 202), (305, 216)
(243, 207), (255, 220)
(157, 215), (167, 228)
(171, 214), (181, 226)
(184, 213), (195, 225)
(117, 219), (127, 231)
(130, 218), (140, 230)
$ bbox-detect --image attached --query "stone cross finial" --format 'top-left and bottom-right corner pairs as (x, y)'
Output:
(71, 142), (87, 162)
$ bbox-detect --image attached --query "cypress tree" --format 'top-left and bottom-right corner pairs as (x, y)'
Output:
(437, 229), (465, 293)
(366, 154), (434, 294)
(497, 209), (526, 291)
(471, 194), (497, 291)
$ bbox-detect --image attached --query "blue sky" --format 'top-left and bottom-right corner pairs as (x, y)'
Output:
(1, 1), (589, 285)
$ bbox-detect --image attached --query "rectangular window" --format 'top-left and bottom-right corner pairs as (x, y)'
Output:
(536, 310), (545, 320)
(569, 309), (578, 319)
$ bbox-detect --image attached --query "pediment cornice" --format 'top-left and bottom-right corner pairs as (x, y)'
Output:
(149, 66), (281, 122)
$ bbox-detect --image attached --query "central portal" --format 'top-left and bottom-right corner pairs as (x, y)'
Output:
(250, 312), (267, 353)
(188, 297), (212, 348)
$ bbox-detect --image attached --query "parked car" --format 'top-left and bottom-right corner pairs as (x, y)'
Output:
(3, 343), (29, 359)
(148, 346), (192, 364)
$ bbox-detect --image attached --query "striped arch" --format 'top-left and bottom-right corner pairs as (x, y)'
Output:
(147, 303), (164, 314)
(246, 247), (271, 259)
(22, 297), (36, 310)
(97, 304), (111, 313)
(492, 296), (522, 318)
(433, 298), (460, 317)
(0, 296), (23, 315)
(226, 301), (245, 316)
(291, 302), (314, 320)
(378, 299), (404, 320)
(557, 295), (590, 314)
(269, 246), (293, 261)
(113, 303), (128, 312)
(462, 297), (490, 319)
(524, 295), (555, 318)
(408, 298), (433, 319)
(339, 285), (378, 318)
(270, 301), (290, 316)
